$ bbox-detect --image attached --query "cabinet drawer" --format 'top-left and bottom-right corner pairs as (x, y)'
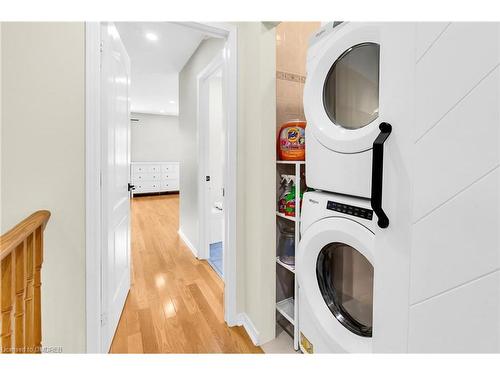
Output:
(161, 180), (179, 191)
(132, 165), (148, 174)
(161, 164), (178, 173)
(134, 182), (160, 192)
(147, 165), (162, 173)
(161, 172), (179, 180)
(132, 173), (160, 181)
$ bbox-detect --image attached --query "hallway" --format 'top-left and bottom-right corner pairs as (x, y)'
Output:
(109, 194), (262, 353)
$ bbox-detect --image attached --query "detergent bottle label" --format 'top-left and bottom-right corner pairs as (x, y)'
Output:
(279, 126), (306, 160)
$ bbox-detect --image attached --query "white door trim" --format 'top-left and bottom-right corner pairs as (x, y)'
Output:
(197, 51), (224, 262)
(85, 22), (239, 353)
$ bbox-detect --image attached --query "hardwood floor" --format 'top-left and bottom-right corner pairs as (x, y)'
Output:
(109, 194), (262, 353)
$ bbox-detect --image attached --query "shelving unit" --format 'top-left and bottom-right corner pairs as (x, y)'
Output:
(276, 160), (306, 165)
(276, 160), (304, 351)
(276, 257), (295, 273)
(276, 297), (295, 325)
(276, 211), (296, 222)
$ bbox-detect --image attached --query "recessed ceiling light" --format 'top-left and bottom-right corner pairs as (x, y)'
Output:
(169, 100), (175, 104)
(145, 32), (158, 41)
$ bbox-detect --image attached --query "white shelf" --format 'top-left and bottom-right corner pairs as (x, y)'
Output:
(276, 160), (305, 165)
(276, 154), (303, 350)
(276, 211), (299, 222)
(276, 257), (295, 273)
(276, 297), (295, 325)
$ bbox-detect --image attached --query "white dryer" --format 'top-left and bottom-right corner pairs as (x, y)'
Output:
(297, 191), (376, 353)
(304, 22), (393, 205)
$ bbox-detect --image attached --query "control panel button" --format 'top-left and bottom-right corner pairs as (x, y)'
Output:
(326, 201), (373, 220)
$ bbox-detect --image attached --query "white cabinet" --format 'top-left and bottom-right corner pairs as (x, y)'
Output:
(131, 162), (179, 195)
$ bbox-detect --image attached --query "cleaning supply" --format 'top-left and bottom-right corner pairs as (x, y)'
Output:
(277, 120), (306, 161)
(284, 183), (296, 217)
(277, 175), (288, 214)
(278, 175), (296, 216)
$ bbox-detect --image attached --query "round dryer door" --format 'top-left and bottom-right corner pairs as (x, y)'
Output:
(304, 23), (382, 153)
(297, 217), (374, 352)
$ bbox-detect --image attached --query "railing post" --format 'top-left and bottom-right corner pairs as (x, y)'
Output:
(1, 253), (13, 352)
(14, 241), (26, 352)
(34, 227), (43, 352)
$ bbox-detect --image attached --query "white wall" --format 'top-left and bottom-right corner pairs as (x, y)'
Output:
(407, 22), (500, 353)
(236, 22), (277, 344)
(178, 38), (225, 252)
(131, 112), (180, 162)
(1, 23), (86, 353)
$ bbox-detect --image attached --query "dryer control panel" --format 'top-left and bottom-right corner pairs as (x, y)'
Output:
(327, 201), (373, 221)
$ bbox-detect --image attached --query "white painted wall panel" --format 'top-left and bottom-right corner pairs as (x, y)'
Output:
(415, 23), (499, 140)
(408, 271), (500, 353)
(411, 168), (499, 304)
(413, 67), (500, 220)
(416, 22), (449, 61)
(408, 22), (500, 354)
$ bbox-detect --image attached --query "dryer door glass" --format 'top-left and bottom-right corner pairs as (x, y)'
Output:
(316, 242), (374, 337)
(323, 43), (380, 130)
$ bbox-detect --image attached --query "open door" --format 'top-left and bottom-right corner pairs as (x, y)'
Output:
(100, 22), (132, 352)
(198, 52), (226, 271)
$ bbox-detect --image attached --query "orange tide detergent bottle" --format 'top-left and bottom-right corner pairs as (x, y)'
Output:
(277, 120), (306, 161)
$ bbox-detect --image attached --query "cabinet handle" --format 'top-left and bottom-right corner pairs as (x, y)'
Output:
(371, 122), (392, 229)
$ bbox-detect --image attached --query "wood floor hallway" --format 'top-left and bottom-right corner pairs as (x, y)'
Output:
(109, 194), (262, 353)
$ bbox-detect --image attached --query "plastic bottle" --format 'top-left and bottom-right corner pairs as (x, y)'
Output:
(284, 180), (296, 217)
(277, 120), (307, 161)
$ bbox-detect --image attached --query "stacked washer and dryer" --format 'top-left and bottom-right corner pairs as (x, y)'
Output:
(297, 22), (500, 353)
(297, 21), (389, 354)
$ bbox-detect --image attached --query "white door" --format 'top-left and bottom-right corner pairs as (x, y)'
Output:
(100, 22), (131, 352)
(198, 54), (225, 262)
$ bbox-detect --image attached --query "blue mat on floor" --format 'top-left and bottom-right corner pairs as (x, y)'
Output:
(209, 242), (223, 277)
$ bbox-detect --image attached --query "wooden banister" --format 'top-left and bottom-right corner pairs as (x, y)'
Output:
(0, 210), (50, 354)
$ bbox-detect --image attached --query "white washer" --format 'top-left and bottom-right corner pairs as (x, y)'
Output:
(304, 22), (388, 199)
(297, 191), (376, 353)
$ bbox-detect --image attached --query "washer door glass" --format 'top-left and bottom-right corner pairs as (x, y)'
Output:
(316, 242), (374, 337)
(323, 43), (380, 130)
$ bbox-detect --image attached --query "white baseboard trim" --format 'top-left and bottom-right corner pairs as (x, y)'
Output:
(237, 313), (260, 346)
(178, 228), (198, 258)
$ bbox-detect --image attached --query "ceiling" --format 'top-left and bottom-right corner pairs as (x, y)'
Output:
(115, 22), (207, 116)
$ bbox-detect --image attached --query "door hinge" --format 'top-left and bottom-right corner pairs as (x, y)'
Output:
(100, 312), (108, 327)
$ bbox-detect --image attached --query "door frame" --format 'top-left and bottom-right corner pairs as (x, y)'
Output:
(85, 21), (239, 353)
(197, 51), (224, 262)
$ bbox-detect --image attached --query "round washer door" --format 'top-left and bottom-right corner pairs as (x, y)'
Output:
(304, 23), (381, 153)
(297, 217), (375, 352)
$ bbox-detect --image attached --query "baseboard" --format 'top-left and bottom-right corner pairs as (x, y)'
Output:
(237, 313), (260, 346)
(178, 228), (198, 258)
